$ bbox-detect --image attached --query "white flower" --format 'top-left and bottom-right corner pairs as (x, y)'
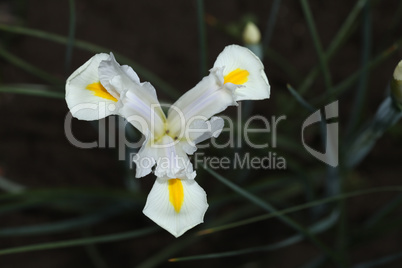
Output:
(65, 44), (270, 237)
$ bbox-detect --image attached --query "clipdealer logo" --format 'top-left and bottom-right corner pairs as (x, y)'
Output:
(302, 101), (339, 167)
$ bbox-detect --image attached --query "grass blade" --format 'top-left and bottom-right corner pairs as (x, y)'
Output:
(262, 0), (282, 48)
(196, 0), (207, 77)
(0, 84), (64, 99)
(0, 45), (63, 85)
(300, 0), (332, 91)
(316, 40), (402, 104)
(65, 0), (76, 74)
(204, 167), (342, 265)
(0, 24), (179, 98)
(347, 0), (372, 135)
(0, 227), (158, 255)
(0, 202), (130, 237)
(199, 186), (402, 235)
(172, 211), (339, 262)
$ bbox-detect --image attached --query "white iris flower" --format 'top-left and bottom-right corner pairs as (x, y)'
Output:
(65, 44), (270, 237)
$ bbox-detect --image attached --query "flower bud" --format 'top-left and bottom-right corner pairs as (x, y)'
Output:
(391, 60), (402, 105)
(242, 22), (261, 45)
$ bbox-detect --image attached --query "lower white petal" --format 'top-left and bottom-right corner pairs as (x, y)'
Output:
(213, 44), (270, 101)
(143, 177), (208, 237)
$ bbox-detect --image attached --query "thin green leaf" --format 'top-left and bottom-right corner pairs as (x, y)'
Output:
(284, 0), (369, 114)
(172, 211), (339, 262)
(0, 176), (25, 193)
(196, 0), (207, 77)
(204, 167), (342, 265)
(0, 84), (64, 99)
(0, 227), (158, 255)
(0, 202), (130, 237)
(198, 186), (402, 235)
(65, 0), (76, 73)
(286, 84), (315, 112)
(353, 252), (402, 268)
(347, 0), (372, 135)
(300, 0), (332, 91)
(0, 24), (179, 98)
(299, 0), (369, 94)
(318, 40), (402, 103)
(364, 193), (402, 229)
(0, 46), (63, 85)
(262, 0), (282, 48)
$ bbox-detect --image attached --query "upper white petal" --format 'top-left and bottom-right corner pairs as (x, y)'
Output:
(213, 44), (270, 101)
(167, 70), (236, 138)
(180, 116), (225, 155)
(143, 177), (208, 237)
(65, 53), (119, 120)
(119, 81), (166, 136)
(191, 116), (225, 144)
(98, 52), (140, 98)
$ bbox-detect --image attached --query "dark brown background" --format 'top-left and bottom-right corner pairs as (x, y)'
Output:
(0, 0), (402, 267)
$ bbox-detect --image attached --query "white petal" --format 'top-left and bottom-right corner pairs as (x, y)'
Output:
(98, 53), (140, 98)
(132, 131), (158, 178)
(192, 116), (225, 144)
(180, 116), (225, 155)
(213, 44), (270, 101)
(119, 82), (166, 137)
(143, 177), (208, 237)
(66, 53), (120, 120)
(167, 70), (236, 138)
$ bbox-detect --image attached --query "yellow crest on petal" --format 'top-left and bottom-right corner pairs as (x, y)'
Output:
(168, 179), (184, 213)
(86, 82), (118, 102)
(224, 68), (249, 85)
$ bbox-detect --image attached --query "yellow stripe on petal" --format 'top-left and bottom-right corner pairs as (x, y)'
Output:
(224, 68), (249, 85)
(86, 82), (118, 102)
(168, 179), (184, 213)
